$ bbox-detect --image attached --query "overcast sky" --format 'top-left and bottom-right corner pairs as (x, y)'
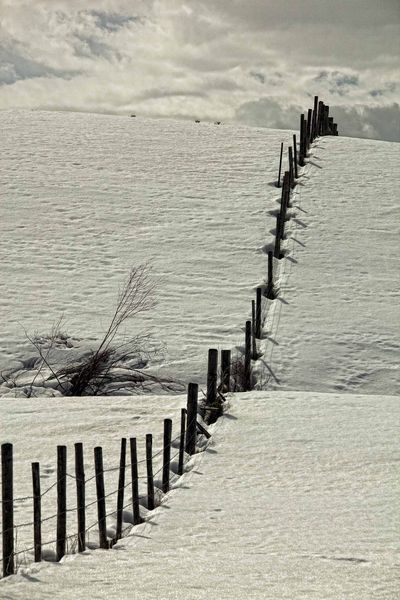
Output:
(0, 0), (399, 141)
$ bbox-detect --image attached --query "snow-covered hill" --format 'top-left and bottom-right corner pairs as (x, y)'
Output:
(1, 111), (399, 397)
(0, 110), (399, 598)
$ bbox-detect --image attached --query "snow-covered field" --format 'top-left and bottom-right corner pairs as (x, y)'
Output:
(0, 110), (399, 598)
(0, 110), (288, 393)
(2, 392), (399, 599)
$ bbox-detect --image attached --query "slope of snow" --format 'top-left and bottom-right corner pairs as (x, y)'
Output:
(0, 109), (287, 391)
(1, 392), (399, 599)
(263, 135), (400, 395)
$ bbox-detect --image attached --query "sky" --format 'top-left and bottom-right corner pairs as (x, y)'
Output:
(0, 0), (399, 141)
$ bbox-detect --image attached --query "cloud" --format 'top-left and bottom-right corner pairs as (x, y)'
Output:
(0, 1), (399, 141)
(235, 96), (400, 142)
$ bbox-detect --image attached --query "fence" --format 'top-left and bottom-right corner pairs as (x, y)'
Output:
(1, 94), (337, 579)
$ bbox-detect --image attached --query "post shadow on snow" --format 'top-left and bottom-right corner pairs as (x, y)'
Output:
(292, 217), (307, 228)
(309, 160), (323, 169)
(291, 237), (306, 247)
(285, 255), (298, 264)
(277, 296), (289, 305)
(259, 359), (281, 384)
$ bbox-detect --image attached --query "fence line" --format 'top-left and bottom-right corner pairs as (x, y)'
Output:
(1, 94), (338, 579)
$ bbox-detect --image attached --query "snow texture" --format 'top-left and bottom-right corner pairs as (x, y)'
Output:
(1, 392), (399, 599)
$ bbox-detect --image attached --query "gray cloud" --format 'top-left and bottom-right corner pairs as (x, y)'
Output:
(236, 96), (400, 142)
(0, 0), (399, 141)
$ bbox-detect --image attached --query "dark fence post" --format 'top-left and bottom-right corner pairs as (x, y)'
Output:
(274, 214), (281, 259)
(74, 442), (85, 553)
(317, 101), (324, 136)
(206, 349), (218, 407)
(146, 434), (155, 511)
(221, 349), (231, 393)
(307, 108), (312, 149)
(185, 383), (198, 455)
(32, 462), (42, 562)
(288, 146), (295, 188)
(1, 443), (14, 577)
(129, 438), (142, 525)
(266, 250), (274, 298)
(299, 114), (305, 166)
(311, 95), (318, 141)
(251, 300), (257, 360)
(276, 142), (283, 187)
(115, 438), (126, 542)
(162, 419), (172, 493)
(244, 320), (252, 391)
(255, 287), (262, 339)
(94, 446), (108, 549)
(178, 408), (186, 476)
(56, 445), (67, 562)
(328, 116), (334, 134)
(292, 134), (298, 178)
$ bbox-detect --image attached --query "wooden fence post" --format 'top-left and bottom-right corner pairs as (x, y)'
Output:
(299, 114), (305, 166)
(311, 95), (318, 141)
(56, 445), (67, 562)
(178, 408), (186, 476)
(244, 320), (252, 391)
(207, 349), (218, 407)
(328, 116), (334, 134)
(146, 434), (155, 511)
(251, 300), (257, 360)
(1, 443), (14, 577)
(162, 419), (172, 493)
(288, 146), (295, 188)
(129, 438), (142, 525)
(307, 108), (312, 149)
(220, 349), (231, 393)
(94, 446), (108, 549)
(115, 438), (126, 542)
(276, 142), (283, 187)
(274, 214), (281, 259)
(185, 383), (198, 455)
(74, 443), (85, 553)
(32, 462), (42, 562)
(317, 101), (324, 136)
(292, 134), (298, 178)
(266, 250), (274, 298)
(256, 287), (262, 339)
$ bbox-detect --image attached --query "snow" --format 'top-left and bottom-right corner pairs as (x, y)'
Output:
(0, 110), (399, 598)
(0, 109), (289, 393)
(262, 136), (400, 395)
(1, 392), (399, 599)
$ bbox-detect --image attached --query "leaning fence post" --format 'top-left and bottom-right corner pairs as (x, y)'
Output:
(220, 349), (231, 393)
(94, 446), (108, 549)
(129, 438), (142, 525)
(276, 141), (283, 187)
(162, 419), (172, 493)
(244, 320), (252, 391)
(32, 462), (42, 562)
(178, 408), (186, 476)
(146, 434), (155, 511)
(274, 213), (281, 259)
(115, 438), (126, 542)
(74, 442), (85, 553)
(1, 443), (14, 577)
(56, 445), (67, 562)
(185, 383), (198, 455)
